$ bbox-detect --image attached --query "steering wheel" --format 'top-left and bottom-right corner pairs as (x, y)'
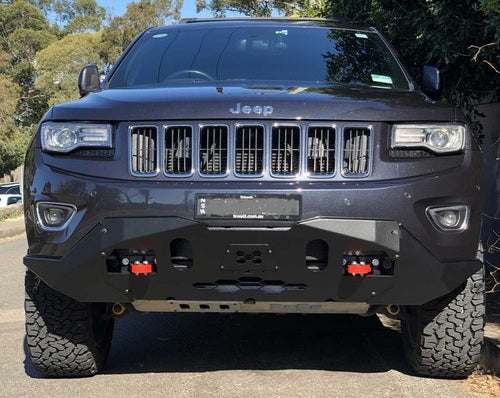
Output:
(167, 69), (214, 81)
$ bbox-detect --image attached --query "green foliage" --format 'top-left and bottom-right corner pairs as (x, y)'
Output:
(25, 0), (54, 14)
(0, 48), (11, 71)
(0, 0), (50, 39)
(35, 32), (102, 106)
(16, 85), (51, 126)
(53, 0), (106, 33)
(7, 28), (56, 62)
(0, 72), (19, 126)
(0, 72), (26, 176)
(480, 0), (500, 14)
(196, 0), (307, 16)
(0, 1), (55, 128)
(100, 0), (182, 65)
(0, 126), (31, 176)
(21, 0), (106, 32)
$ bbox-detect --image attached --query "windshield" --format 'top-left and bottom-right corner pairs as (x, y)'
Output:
(108, 26), (410, 90)
(0, 185), (19, 194)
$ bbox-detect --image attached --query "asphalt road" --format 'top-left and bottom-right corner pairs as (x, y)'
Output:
(0, 235), (476, 398)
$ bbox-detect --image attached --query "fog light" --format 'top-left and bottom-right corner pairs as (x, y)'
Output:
(439, 210), (459, 228)
(47, 208), (64, 225)
(36, 202), (76, 231)
(426, 205), (469, 232)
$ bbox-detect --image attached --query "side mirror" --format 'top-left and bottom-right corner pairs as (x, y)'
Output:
(421, 65), (442, 101)
(78, 64), (101, 97)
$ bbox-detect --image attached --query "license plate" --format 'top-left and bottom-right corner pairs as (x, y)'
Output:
(195, 194), (301, 220)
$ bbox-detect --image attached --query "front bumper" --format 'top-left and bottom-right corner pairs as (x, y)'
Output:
(24, 217), (481, 306)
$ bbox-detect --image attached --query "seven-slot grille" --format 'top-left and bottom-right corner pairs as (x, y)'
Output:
(129, 124), (371, 177)
(199, 126), (228, 175)
(343, 127), (371, 175)
(235, 125), (264, 175)
(271, 126), (300, 175)
(307, 127), (335, 175)
(131, 126), (157, 175)
(165, 126), (192, 175)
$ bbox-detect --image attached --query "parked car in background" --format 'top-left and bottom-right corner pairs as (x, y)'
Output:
(0, 183), (22, 207)
(0, 182), (20, 195)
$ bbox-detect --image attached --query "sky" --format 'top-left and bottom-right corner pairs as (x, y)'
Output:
(95, 0), (221, 19)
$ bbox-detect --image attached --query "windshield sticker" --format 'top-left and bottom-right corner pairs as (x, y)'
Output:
(153, 33), (168, 39)
(288, 87), (307, 95)
(355, 33), (368, 39)
(371, 74), (393, 84)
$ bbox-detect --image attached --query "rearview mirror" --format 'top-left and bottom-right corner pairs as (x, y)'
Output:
(78, 64), (101, 97)
(421, 65), (442, 101)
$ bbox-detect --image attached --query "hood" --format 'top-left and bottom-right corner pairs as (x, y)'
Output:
(49, 85), (455, 122)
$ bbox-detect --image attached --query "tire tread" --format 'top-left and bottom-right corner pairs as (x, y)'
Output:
(403, 267), (485, 378)
(24, 271), (112, 377)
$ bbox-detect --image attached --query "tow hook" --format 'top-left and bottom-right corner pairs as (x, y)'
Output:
(130, 261), (154, 275)
(346, 262), (372, 276)
(385, 304), (401, 317)
(111, 302), (127, 317)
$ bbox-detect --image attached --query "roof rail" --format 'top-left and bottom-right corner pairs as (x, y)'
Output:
(179, 17), (349, 24)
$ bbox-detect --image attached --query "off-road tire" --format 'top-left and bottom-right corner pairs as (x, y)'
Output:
(402, 266), (485, 378)
(24, 271), (114, 377)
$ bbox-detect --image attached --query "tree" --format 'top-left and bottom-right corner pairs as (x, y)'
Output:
(100, 0), (183, 66)
(7, 29), (56, 64)
(52, 0), (106, 33)
(25, 0), (55, 15)
(195, 0), (307, 16)
(0, 0), (51, 39)
(0, 72), (27, 176)
(0, 1), (56, 128)
(35, 32), (102, 106)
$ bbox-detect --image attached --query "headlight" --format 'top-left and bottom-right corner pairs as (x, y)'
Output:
(391, 124), (465, 153)
(41, 122), (112, 153)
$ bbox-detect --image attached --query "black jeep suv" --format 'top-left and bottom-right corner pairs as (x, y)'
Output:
(23, 18), (484, 378)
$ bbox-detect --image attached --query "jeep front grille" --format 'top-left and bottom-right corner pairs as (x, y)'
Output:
(131, 126), (158, 175)
(235, 125), (264, 175)
(128, 123), (373, 178)
(199, 126), (228, 175)
(343, 127), (371, 175)
(271, 126), (300, 175)
(307, 127), (335, 175)
(165, 126), (192, 175)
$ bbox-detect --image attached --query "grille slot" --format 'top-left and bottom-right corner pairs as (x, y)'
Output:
(343, 127), (370, 175)
(165, 126), (192, 175)
(131, 126), (158, 175)
(235, 125), (264, 175)
(307, 127), (335, 175)
(271, 126), (300, 175)
(199, 126), (228, 175)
